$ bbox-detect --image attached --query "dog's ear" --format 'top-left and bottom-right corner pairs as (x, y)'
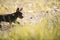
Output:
(16, 8), (19, 12)
(19, 8), (23, 11)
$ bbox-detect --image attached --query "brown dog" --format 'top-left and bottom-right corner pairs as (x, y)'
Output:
(0, 8), (23, 28)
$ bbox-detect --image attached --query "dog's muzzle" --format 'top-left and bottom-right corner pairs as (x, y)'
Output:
(19, 16), (23, 19)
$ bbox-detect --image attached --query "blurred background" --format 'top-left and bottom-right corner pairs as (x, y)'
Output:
(0, 0), (60, 40)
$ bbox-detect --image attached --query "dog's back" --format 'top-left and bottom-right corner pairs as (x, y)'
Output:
(0, 13), (15, 22)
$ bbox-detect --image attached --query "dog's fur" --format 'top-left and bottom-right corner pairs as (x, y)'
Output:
(0, 8), (23, 28)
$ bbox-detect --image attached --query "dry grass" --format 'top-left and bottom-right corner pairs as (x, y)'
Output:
(0, 0), (60, 40)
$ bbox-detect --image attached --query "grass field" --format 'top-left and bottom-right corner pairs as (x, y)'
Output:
(0, 0), (60, 40)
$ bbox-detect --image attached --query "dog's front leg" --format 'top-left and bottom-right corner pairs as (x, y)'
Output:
(9, 21), (12, 28)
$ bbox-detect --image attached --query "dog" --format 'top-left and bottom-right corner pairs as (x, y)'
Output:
(0, 8), (23, 28)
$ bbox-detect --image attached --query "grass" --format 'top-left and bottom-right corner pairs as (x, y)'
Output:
(0, 16), (60, 40)
(0, 22), (40, 40)
(0, 0), (60, 40)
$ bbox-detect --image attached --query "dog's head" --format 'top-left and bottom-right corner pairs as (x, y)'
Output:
(16, 8), (23, 19)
